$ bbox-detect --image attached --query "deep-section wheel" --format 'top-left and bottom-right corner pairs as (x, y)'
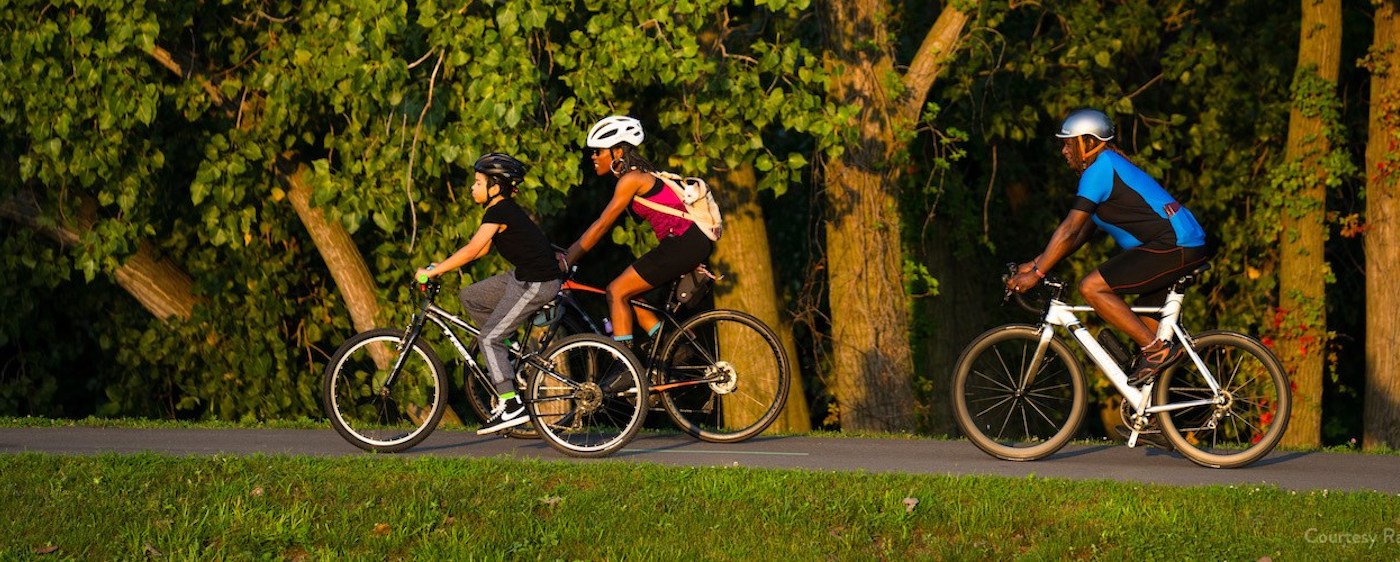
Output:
(951, 324), (1087, 461)
(1155, 330), (1291, 468)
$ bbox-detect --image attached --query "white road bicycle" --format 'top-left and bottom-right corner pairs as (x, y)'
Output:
(951, 264), (1291, 468)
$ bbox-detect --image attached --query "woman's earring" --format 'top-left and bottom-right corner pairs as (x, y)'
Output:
(610, 158), (626, 176)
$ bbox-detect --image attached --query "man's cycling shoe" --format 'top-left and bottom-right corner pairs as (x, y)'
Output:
(1127, 340), (1185, 386)
(1113, 424), (1175, 451)
(477, 395), (529, 435)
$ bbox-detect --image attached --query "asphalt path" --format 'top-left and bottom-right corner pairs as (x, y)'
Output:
(3, 427), (1398, 494)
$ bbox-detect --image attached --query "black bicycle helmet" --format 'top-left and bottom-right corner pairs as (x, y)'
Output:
(473, 152), (527, 193)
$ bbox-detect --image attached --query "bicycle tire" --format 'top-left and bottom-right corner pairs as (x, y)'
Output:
(526, 333), (648, 457)
(1154, 330), (1291, 468)
(951, 324), (1087, 461)
(322, 328), (448, 453)
(464, 314), (590, 439)
(657, 309), (791, 443)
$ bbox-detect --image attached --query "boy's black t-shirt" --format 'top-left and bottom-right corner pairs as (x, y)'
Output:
(481, 199), (561, 282)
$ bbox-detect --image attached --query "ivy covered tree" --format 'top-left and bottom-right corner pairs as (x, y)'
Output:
(1364, 0), (1400, 450)
(1276, 0), (1347, 448)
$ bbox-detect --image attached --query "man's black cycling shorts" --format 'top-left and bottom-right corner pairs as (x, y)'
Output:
(1098, 245), (1210, 308)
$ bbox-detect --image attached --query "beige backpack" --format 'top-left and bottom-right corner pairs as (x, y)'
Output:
(632, 171), (724, 241)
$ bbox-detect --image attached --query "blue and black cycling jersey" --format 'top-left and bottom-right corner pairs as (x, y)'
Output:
(1071, 151), (1206, 250)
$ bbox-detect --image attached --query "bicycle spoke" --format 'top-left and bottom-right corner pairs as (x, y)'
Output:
(1156, 332), (1289, 467)
(969, 367), (1016, 393)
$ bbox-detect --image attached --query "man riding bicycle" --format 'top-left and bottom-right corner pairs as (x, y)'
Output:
(1006, 108), (1210, 387)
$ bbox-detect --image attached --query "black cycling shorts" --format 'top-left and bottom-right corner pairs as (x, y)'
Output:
(1098, 245), (1210, 307)
(632, 226), (714, 286)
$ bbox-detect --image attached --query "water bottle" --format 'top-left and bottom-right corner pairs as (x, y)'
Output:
(603, 318), (613, 335)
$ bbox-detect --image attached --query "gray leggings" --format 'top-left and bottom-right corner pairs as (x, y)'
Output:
(459, 272), (561, 395)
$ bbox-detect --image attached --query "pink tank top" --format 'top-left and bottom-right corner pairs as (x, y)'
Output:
(630, 178), (693, 239)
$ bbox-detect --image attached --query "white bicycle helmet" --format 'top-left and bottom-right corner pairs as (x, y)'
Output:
(1055, 109), (1115, 142)
(586, 116), (645, 149)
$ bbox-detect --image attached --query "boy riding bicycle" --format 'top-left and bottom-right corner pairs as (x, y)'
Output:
(416, 153), (564, 434)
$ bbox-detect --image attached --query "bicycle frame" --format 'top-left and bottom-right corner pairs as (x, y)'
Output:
(385, 283), (532, 396)
(556, 277), (727, 393)
(1032, 283), (1224, 421)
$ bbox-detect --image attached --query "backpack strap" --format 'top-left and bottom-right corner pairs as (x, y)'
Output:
(632, 195), (691, 220)
(632, 174), (693, 220)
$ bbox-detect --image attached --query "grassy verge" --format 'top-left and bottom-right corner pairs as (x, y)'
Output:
(2, 453), (1398, 560)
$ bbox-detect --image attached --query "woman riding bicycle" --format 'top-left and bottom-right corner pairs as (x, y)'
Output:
(415, 153), (564, 434)
(564, 116), (714, 351)
(1006, 108), (1210, 386)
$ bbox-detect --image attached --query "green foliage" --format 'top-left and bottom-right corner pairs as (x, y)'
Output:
(921, 0), (1305, 335)
(0, 0), (842, 419)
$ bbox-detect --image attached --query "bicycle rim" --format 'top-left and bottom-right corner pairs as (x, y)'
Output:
(322, 328), (447, 452)
(658, 310), (790, 443)
(952, 325), (1086, 461)
(1155, 331), (1291, 468)
(527, 334), (647, 457)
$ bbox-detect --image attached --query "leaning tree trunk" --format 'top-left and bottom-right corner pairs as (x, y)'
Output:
(819, 1), (972, 431)
(1364, 0), (1400, 451)
(711, 163), (811, 432)
(145, 45), (469, 424)
(1278, 0), (1342, 448)
(147, 45), (384, 336)
(1, 190), (198, 321)
(277, 161), (383, 336)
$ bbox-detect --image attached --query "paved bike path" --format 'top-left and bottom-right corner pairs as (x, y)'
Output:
(2, 427), (1396, 494)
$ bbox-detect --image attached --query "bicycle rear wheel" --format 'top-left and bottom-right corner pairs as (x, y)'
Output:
(526, 333), (648, 457)
(951, 324), (1087, 461)
(465, 314), (590, 439)
(322, 328), (447, 452)
(657, 309), (790, 443)
(1155, 330), (1291, 468)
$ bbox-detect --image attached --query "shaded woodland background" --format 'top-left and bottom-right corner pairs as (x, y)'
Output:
(4, 0), (1399, 450)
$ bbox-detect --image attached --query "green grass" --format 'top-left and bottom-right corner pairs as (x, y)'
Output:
(2, 453), (1398, 560)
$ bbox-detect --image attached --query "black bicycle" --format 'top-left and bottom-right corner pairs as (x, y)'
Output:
(321, 277), (648, 458)
(466, 265), (791, 443)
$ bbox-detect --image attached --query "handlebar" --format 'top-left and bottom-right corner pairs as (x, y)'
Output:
(1002, 262), (1066, 316)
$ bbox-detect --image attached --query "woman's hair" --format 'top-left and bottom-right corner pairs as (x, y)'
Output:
(614, 143), (657, 174)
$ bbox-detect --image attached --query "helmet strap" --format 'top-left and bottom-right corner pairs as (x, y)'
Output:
(481, 182), (507, 206)
(1077, 137), (1108, 168)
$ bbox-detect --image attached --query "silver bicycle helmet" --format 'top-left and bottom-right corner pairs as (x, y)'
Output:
(586, 116), (645, 149)
(1055, 109), (1115, 142)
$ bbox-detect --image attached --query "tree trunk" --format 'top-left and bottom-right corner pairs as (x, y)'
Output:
(711, 163), (811, 432)
(1, 191), (198, 321)
(819, 1), (972, 431)
(1278, 0), (1341, 448)
(277, 160), (383, 335)
(147, 46), (465, 425)
(1364, 0), (1400, 450)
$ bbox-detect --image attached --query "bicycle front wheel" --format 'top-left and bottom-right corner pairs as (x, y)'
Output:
(657, 310), (791, 443)
(951, 324), (1087, 461)
(322, 328), (448, 453)
(1155, 330), (1291, 468)
(526, 333), (648, 457)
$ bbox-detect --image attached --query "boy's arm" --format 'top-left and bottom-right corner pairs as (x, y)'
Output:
(417, 223), (501, 279)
